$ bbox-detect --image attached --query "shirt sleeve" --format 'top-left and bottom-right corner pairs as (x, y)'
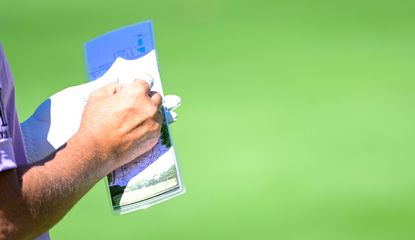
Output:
(0, 138), (17, 171)
(0, 44), (17, 172)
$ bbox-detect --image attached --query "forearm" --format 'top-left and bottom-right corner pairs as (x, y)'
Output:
(1, 131), (111, 239)
(0, 79), (162, 239)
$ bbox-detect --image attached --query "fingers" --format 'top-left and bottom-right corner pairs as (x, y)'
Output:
(132, 73), (154, 88)
(131, 79), (151, 94)
(149, 91), (162, 107)
(155, 108), (164, 126)
(133, 75), (154, 91)
(91, 76), (155, 100)
(123, 80), (162, 107)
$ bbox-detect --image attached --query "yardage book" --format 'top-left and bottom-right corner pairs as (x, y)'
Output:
(84, 21), (185, 214)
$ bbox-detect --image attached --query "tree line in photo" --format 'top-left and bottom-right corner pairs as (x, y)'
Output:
(126, 165), (177, 192)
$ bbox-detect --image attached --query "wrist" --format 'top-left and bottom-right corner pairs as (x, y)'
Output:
(69, 129), (114, 177)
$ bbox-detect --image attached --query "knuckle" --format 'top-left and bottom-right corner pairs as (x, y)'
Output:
(137, 84), (147, 94)
(129, 87), (145, 98)
(135, 79), (149, 89)
(132, 83), (147, 94)
(153, 93), (162, 106)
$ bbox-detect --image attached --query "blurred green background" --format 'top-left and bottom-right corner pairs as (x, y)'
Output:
(1, 0), (415, 239)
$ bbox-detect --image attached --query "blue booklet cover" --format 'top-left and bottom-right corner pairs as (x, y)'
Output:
(84, 21), (184, 214)
(85, 21), (155, 81)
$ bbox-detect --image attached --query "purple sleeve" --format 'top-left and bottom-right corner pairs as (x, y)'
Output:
(0, 138), (17, 171)
(0, 44), (49, 239)
(0, 44), (27, 172)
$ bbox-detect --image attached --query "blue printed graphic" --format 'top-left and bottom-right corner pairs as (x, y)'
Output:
(84, 20), (155, 81)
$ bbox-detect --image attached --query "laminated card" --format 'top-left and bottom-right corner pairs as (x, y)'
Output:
(84, 21), (185, 214)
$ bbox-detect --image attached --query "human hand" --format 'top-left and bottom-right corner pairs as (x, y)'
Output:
(21, 58), (181, 164)
(77, 80), (163, 170)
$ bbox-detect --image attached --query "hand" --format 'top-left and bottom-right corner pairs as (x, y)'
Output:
(78, 80), (163, 170)
(21, 58), (181, 164)
(21, 85), (181, 165)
